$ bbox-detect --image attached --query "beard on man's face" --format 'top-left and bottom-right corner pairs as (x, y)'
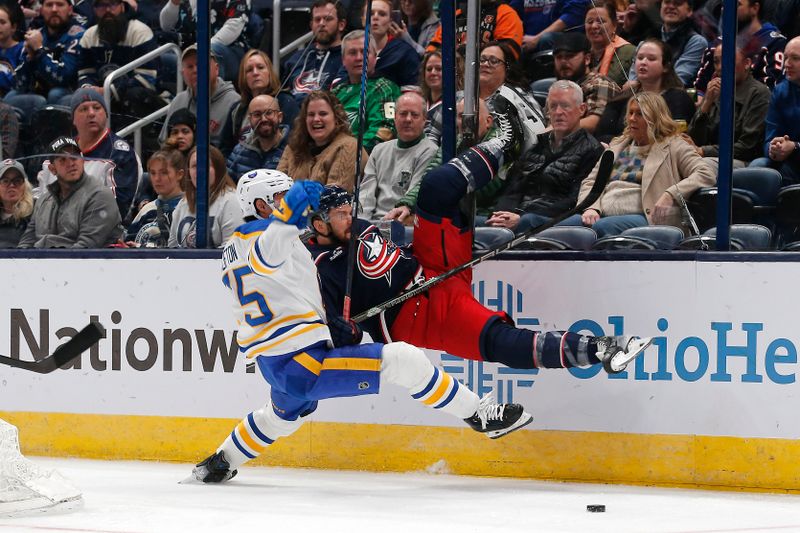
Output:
(98, 13), (128, 45)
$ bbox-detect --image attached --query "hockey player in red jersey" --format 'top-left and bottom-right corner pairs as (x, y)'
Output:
(307, 136), (653, 373)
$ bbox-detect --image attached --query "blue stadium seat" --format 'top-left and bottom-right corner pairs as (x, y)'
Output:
(536, 226), (597, 250)
(732, 167), (782, 207)
(686, 187), (755, 232)
(592, 235), (659, 250)
(705, 224), (773, 250)
(676, 235), (745, 250)
(775, 184), (800, 246)
(530, 76), (556, 107)
(473, 227), (515, 251)
(620, 225), (685, 250)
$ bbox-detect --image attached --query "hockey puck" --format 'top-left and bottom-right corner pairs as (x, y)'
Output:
(586, 504), (606, 513)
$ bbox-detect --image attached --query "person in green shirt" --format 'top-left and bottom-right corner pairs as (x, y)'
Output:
(331, 29), (400, 153)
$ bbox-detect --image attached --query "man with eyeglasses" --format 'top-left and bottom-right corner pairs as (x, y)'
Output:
(18, 136), (122, 249)
(159, 43), (240, 148)
(484, 80), (603, 234)
(750, 36), (800, 186)
(227, 95), (289, 182)
(552, 32), (620, 134)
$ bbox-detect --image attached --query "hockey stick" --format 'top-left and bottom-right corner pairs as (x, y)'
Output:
(0, 322), (105, 374)
(352, 150), (615, 323)
(342, 0), (373, 321)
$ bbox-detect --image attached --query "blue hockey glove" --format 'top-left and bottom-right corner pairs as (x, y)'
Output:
(328, 315), (363, 348)
(272, 180), (324, 229)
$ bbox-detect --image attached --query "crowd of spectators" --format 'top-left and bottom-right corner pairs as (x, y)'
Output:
(1, 0), (800, 249)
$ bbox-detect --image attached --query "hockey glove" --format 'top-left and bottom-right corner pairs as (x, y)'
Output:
(328, 315), (363, 347)
(272, 180), (324, 229)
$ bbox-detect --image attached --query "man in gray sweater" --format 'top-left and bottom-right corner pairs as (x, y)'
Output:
(159, 44), (240, 147)
(18, 137), (122, 249)
(358, 92), (437, 221)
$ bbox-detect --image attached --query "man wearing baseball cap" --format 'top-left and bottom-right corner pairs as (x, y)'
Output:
(552, 32), (620, 134)
(18, 135), (122, 248)
(159, 43), (240, 148)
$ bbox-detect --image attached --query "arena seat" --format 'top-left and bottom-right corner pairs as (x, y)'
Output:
(705, 224), (773, 250)
(775, 184), (800, 246)
(517, 226), (597, 250)
(620, 225), (685, 250)
(686, 187), (755, 232)
(591, 235), (659, 250)
(530, 76), (556, 107)
(676, 235), (745, 250)
(473, 227), (515, 251)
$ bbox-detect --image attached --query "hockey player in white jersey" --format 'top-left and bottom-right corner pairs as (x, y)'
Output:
(192, 170), (533, 483)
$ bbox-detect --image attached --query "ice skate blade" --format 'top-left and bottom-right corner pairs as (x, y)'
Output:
(178, 474), (204, 485)
(606, 336), (654, 374)
(487, 412), (533, 439)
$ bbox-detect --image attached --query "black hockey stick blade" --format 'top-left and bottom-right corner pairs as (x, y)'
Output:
(352, 150), (615, 323)
(0, 321), (105, 374)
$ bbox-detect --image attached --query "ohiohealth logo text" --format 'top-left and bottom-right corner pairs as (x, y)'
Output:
(438, 280), (797, 403)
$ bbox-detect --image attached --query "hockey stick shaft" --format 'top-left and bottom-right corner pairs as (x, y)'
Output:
(0, 321), (105, 374)
(352, 150), (615, 323)
(343, 0), (373, 320)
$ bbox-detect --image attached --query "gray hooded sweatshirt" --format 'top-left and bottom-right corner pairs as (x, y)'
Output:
(159, 77), (240, 147)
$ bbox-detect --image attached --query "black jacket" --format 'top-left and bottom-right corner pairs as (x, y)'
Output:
(494, 129), (603, 217)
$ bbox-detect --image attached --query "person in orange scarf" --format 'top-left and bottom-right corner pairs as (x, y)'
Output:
(585, 1), (636, 88)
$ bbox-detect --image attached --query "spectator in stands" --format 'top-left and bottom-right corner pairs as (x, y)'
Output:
(359, 92), (437, 221)
(282, 0), (346, 104)
(0, 4), (24, 96)
(478, 40), (546, 157)
(169, 145), (242, 248)
(221, 49), (298, 155)
(19, 135), (122, 248)
(163, 107), (196, 156)
(563, 91), (715, 236)
(6, 0), (84, 117)
(366, 0), (420, 87)
(553, 32), (620, 134)
(385, 98), (498, 224)
(159, 44), (240, 148)
(596, 38), (695, 143)
(0, 101), (18, 158)
(585, 1), (636, 87)
(687, 43), (770, 168)
(750, 36), (800, 185)
(420, 50), (464, 144)
(124, 149), (184, 247)
(510, 0), (590, 54)
(393, 0), (438, 56)
(427, 0), (523, 59)
(77, 0), (161, 117)
(332, 29), (399, 153)
(69, 88), (141, 220)
(0, 159), (33, 248)
(694, 0), (786, 94)
(160, 0), (250, 81)
(618, 0), (661, 45)
(626, 0), (706, 87)
(277, 90), (366, 192)
(226, 95), (289, 182)
(484, 80), (604, 233)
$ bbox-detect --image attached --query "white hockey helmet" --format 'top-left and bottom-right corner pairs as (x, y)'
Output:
(237, 169), (294, 219)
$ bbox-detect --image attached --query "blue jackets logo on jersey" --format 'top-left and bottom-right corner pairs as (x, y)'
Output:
(357, 231), (401, 283)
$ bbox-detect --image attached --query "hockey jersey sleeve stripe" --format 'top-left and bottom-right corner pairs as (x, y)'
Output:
(245, 324), (327, 358)
(236, 311), (320, 346)
(249, 240), (284, 275)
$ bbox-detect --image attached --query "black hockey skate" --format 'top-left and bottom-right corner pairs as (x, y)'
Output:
(192, 451), (237, 483)
(596, 336), (654, 374)
(464, 395), (533, 439)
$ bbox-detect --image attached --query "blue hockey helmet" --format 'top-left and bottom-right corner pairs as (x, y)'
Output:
(312, 185), (352, 224)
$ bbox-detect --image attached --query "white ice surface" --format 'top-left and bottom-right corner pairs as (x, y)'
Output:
(1, 458), (800, 533)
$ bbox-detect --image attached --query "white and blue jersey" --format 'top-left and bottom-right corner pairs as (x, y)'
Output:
(221, 218), (332, 359)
